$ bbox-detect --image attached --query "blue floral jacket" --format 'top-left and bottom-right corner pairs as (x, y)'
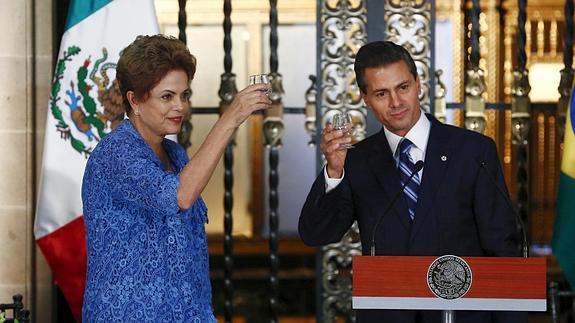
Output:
(82, 120), (215, 322)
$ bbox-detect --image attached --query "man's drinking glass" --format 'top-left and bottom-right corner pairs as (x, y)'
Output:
(332, 112), (355, 149)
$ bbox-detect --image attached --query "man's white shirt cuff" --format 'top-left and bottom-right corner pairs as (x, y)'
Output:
(324, 166), (344, 193)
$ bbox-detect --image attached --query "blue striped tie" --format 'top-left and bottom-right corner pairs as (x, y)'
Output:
(398, 138), (420, 221)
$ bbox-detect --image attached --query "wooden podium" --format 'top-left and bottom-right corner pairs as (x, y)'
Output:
(352, 255), (546, 321)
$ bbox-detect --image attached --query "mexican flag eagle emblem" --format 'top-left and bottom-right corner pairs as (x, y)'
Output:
(50, 46), (124, 157)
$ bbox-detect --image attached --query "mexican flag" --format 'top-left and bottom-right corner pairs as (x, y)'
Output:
(553, 87), (575, 289)
(34, 0), (159, 320)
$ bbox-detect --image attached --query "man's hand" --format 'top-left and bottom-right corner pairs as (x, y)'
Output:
(320, 122), (352, 178)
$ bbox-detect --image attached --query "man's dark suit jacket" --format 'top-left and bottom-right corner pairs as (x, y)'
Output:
(299, 115), (527, 323)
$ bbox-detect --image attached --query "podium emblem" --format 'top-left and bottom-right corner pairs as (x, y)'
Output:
(427, 255), (472, 299)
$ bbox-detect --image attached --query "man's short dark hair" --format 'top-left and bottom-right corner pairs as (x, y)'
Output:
(354, 41), (418, 93)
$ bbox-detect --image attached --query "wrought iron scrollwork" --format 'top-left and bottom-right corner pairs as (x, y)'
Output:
(218, 74), (238, 108)
(266, 1), (282, 322)
(0, 294), (30, 323)
(217, 1), (237, 322)
(384, 0), (432, 112)
(320, 0), (367, 131)
(267, 145), (280, 323)
(511, 69), (531, 145)
(557, 68), (574, 142)
(464, 0), (486, 134)
(177, 110), (193, 150)
(321, 224), (361, 323)
(434, 69), (447, 123)
(464, 67), (487, 133)
(305, 75), (317, 146)
(177, 0), (192, 149)
(218, 71), (237, 321)
(319, 0), (367, 322)
(263, 72), (285, 148)
(513, 0), (531, 248)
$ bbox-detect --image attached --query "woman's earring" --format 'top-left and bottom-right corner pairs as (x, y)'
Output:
(134, 110), (140, 116)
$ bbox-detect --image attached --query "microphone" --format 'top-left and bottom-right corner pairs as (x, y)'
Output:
(370, 160), (424, 256)
(476, 159), (529, 258)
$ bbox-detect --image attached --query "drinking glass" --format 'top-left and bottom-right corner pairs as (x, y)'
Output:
(249, 74), (271, 97)
(332, 112), (355, 149)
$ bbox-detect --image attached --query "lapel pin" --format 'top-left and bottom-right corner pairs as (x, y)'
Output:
(441, 155), (447, 162)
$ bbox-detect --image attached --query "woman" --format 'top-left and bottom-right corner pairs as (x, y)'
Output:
(81, 35), (270, 322)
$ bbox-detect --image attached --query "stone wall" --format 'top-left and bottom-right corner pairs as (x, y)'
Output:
(0, 0), (54, 321)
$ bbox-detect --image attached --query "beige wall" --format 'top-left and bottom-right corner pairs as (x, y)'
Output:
(0, 0), (54, 321)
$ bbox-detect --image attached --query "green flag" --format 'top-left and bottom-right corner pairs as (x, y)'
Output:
(552, 87), (575, 288)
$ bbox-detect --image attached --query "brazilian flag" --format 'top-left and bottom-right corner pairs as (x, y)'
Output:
(553, 87), (575, 288)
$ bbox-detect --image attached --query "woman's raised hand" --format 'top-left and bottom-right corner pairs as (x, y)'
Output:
(222, 83), (271, 128)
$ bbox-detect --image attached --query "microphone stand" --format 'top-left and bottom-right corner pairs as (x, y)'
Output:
(442, 310), (455, 323)
(477, 160), (529, 258)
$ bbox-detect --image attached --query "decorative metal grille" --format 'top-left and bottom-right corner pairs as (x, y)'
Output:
(384, 0), (433, 113)
(318, 0), (366, 321)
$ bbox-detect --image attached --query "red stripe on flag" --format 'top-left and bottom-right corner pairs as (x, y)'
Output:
(37, 216), (86, 322)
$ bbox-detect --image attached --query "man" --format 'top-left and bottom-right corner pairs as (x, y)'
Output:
(299, 41), (526, 323)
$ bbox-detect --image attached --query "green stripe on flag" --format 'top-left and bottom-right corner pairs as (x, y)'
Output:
(65, 0), (113, 30)
(553, 172), (575, 288)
